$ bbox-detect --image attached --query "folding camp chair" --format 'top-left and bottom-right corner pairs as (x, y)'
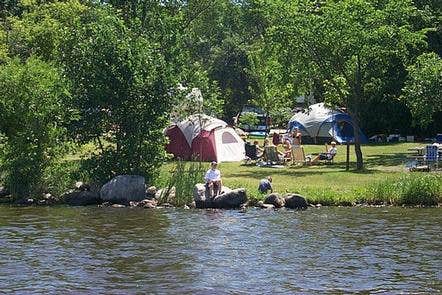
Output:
(291, 146), (306, 166)
(245, 142), (258, 160)
(263, 146), (283, 164)
(424, 145), (439, 170)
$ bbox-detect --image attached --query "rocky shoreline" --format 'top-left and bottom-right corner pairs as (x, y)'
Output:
(0, 174), (311, 210)
(1, 175), (439, 209)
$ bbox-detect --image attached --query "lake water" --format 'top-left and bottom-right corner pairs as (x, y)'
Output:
(0, 206), (440, 294)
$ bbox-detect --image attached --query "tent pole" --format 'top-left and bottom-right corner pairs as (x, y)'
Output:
(346, 143), (350, 171)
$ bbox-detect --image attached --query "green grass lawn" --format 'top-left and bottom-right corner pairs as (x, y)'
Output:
(159, 142), (441, 205)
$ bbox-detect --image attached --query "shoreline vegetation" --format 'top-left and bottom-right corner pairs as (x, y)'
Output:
(1, 143), (440, 208)
(1, 1), (441, 211)
(157, 143), (441, 208)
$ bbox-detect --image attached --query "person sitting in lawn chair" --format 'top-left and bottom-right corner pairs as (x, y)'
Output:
(310, 141), (338, 164)
(283, 139), (292, 162)
(205, 161), (222, 197)
(263, 143), (284, 164)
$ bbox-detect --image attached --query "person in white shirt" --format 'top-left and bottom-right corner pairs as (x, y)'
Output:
(205, 161), (222, 197)
(311, 141), (338, 163)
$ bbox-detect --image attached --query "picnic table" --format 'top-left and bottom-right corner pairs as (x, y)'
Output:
(408, 146), (425, 156)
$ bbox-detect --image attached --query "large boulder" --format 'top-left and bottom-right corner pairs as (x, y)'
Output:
(193, 184), (235, 209)
(193, 183), (212, 208)
(63, 190), (101, 206)
(213, 188), (247, 209)
(284, 194), (308, 210)
(100, 175), (146, 204)
(264, 193), (285, 208)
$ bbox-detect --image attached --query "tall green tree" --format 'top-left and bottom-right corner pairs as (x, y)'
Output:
(0, 57), (72, 197)
(269, 0), (429, 169)
(59, 5), (174, 183)
(401, 52), (442, 128)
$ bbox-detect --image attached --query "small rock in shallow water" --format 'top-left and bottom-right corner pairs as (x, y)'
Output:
(111, 204), (126, 208)
(183, 205), (190, 210)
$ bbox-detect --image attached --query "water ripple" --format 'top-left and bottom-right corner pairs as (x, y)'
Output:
(0, 206), (440, 294)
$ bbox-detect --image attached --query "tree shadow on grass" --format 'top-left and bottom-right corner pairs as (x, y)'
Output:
(230, 163), (378, 180)
(364, 152), (410, 167)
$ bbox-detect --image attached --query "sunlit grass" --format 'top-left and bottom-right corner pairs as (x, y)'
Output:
(159, 143), (441, 206)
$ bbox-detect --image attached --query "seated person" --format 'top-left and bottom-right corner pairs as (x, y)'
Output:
(291, 128), (302, 146)
(258, 176), (273, 194)
(263, 138), (271, 148)
(311, 141), (337, 163)
(283, 139), (292, 161)
(272, 132), (281, 146)
(205, 161), (222, 197)
(253, 140), (264, 157)
(262, 139), (283, 163)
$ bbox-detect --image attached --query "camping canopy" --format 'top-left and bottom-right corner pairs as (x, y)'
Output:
(166, 114), (245, 162)
(287, 103), (367, 144)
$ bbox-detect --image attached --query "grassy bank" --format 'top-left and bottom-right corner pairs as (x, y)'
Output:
(158, 143), (442, 206)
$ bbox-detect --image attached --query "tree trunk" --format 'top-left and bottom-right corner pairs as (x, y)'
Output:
(350, 114), (364, 170)
(353, 54), (364, 170)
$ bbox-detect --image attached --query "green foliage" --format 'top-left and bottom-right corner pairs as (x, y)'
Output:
(270, 107), (293, 128)
(43, 159), (82, 197)
(0, 57), (72, 197)
(158, 160), (204, 207)
(239, 111), (259, 129)
(401, 52), (442, 127)
(52, 5), (173, 184)
(366, 174), (441, 206)
(6, 0), (87, 61)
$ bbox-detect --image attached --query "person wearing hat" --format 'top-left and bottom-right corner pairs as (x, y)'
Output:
(205, 161), (222, 197)
(311, 141), (338, 163)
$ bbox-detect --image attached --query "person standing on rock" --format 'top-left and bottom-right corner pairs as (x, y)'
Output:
(258, 176), (273, 194)
(205, 161), (222, 197)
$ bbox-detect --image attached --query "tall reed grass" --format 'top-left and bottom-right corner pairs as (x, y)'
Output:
(158, 160), (204, 206)
(365, 174), (441, 206)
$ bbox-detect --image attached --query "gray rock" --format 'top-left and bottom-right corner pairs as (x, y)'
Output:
(75, 181), (90, 191)
(38, 193), (58, 206)
(14, 198), (35, 206)
(264, 193), (285, 208)
(99, 202), (112, 208)
(258, 201), (275, 209)
(100, 175), (146, 204)
(146, 186), (157, 199)
(0, 186), (9, 197)
(138, 199), (157, 209)
(284, 194), (308, 210)
(193, 183), (210, 202)
(193, 184), (236, 209)
(63, 190), (101, 206)
(213, 188), (247, 209)
(111, 204), (126, 208)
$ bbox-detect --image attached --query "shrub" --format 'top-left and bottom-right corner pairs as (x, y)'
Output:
(0, 57), (72, 197)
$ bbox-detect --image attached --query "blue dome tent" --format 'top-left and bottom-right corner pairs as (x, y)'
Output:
(288, 103), (367, 144)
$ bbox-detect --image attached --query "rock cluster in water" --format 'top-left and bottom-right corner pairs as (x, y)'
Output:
(0, 175), (309, 211)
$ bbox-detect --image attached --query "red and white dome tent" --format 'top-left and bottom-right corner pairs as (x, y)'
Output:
(165, 114), (245, 162)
